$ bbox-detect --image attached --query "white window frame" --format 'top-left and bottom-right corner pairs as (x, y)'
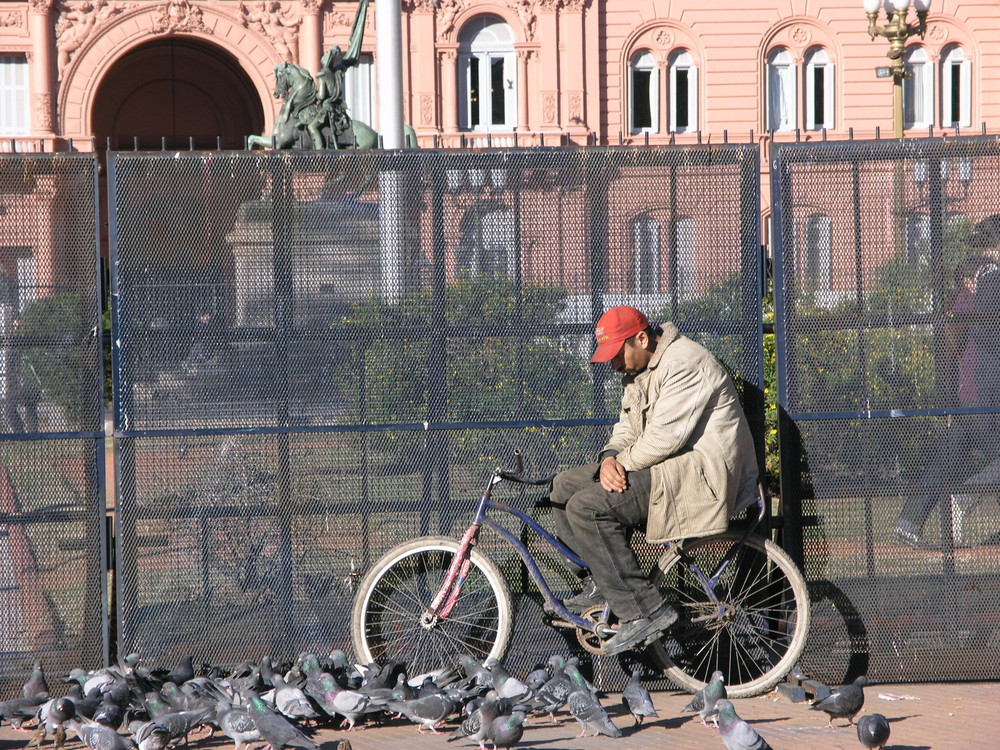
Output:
(631, 215), (660, 293)
(0, 53), (30, 137)
(458, 17), (517, 132)
(344, 52), (374, 128)
(668, 50), (698, 133)
(904, 212), (930, 265)
(767, 48), (796, 132)
(940, 44), (971, 129)
(804, 213), (831, 291)
(804, 47), (834, 131)
(904, 46), (933, 130)
(629, 50), (658, 134)
(457, 201), (516, 277)
(674, 216), (696, 296)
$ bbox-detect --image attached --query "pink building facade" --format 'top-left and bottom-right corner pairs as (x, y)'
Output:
(1, 0), (1000, 238)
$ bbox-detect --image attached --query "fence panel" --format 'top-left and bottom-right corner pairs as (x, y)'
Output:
(773, 137), (1000, 684)
(108, 146), (762, 678)
(0, 153), (105, 690)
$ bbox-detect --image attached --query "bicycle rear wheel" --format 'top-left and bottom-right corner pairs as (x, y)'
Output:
(351, 536), (513, 672)
(648, 532), (810, 697)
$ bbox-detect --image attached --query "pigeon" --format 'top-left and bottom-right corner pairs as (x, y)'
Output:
(271, 674), (320, 723)
(0, 694), (49, 730)
(486, 661), (531, 702)
(211, 690), (261, 750)
(132, 720), (173, 750)
(484, 710), (525, 750)
(565, 664), (620, 738)
(621, 668), (658, 726)
(683, 669), (727, 727)
(524, 667), (572, 724)
(810, 675), (867, 727)
(310, 672), (383, 730)
(134, 707), (214, 747)
(716, 700), (773, 750)
(385, 693), (458, 734)
(165, 656), (195, 687)
(65, 719), (138, 750)
(27, 696), (76, 749)
(244, 692), (318, 750)
(856, 712), (890, 750)
(524, 665), (550, 692)
(447, 691), (502, 749)
(23, 662), (50, 699)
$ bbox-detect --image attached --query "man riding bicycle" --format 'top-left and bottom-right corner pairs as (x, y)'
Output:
(549, 306), (759, 655)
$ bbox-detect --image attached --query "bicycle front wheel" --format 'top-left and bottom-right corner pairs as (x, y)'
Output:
(649, 532), (810, 697)
(351, 536), (513, 672)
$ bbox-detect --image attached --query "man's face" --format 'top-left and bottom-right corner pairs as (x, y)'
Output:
(608, 331), (653, 376)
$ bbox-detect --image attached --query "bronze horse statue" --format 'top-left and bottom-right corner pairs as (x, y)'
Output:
(247, 60), (414, 150)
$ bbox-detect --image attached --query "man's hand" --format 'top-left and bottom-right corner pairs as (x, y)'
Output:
(599, 456), (628, 493)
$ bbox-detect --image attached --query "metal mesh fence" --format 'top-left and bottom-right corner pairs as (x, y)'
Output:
(109, 146), (763, 679)
(0, 153), (105, 690)
(773, 137), (1000, 684)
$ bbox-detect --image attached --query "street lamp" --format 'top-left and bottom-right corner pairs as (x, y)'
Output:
(864, 0), (931, 138)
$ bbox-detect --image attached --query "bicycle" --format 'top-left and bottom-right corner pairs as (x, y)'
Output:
(351, 452), (810, 697)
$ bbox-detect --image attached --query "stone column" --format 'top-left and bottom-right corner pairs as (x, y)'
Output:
(298, 0), (322, 74)
(439, 48), (458, 133)
(516, 48), (530, 132)
(28, 0), (55, 136)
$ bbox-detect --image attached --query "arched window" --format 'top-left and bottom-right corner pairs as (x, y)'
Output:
(457, 200), (516, 277)
(459, 16), (517, 132)
(941, 44), (971, 128)
(766, 47), (796, 132)
(629, 50), (658, 134)
(632, 215), (661, 293)
(804, 47), (834, 131)
(804, 213), (831, 290)
(0, 53), (29, 136)
(668, 50), (698, 133)
(904, 46), (933, 129)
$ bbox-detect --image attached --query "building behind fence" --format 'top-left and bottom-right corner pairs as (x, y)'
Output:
(2, 138), (1000, 691)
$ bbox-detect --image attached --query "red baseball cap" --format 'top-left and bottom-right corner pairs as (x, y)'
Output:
(590, 306), (649, 363)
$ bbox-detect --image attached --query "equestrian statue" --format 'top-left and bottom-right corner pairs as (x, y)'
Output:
(248, 0), (415, 150)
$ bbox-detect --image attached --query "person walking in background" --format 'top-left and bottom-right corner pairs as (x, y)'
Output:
(895, 255), (998, 549)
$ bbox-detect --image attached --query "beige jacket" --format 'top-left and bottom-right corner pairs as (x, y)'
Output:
(601, 322), (759, 543)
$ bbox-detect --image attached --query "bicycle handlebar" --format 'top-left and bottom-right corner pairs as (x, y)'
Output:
(495, 450), (555, 486)
(496, 469), (555, 486)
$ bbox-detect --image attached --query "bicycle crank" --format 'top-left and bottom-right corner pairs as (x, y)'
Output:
(575, 605), (616, 655)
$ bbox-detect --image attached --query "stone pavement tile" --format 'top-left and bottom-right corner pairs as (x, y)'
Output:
(2, 682), (997, 750)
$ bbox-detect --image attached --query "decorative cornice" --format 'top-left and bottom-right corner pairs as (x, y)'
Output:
(240, 1), (300, 61)
(28, 0), (57, 14)
(510, 0), (535, 41)
(150, 0), (207, 34)
(434, 0), (462, 42)
(0, 10), (25, 27)
(55, 0), (129, 79)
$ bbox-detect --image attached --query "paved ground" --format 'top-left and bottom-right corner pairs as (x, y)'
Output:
(1, 680), (996, 750)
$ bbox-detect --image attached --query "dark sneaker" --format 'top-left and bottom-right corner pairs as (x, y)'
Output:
(602, 605), (679, 656)
(563, 576), (605, 614)
(894, 520), (927, 550)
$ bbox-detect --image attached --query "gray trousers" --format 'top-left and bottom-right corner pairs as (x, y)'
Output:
(549, 462), (664, 621)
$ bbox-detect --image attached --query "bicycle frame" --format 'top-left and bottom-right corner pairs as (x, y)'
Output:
(664, 486), (767, 623)
(426, 463), (768, 633)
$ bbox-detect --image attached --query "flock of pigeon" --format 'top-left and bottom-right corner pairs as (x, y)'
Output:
(0, 654), (890, 750)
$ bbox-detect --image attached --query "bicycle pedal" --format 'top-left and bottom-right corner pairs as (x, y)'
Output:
(543, 616), (576, 630)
